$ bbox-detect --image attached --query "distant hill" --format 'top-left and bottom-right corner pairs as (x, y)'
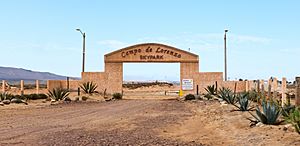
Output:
(0, 66), (78, 83)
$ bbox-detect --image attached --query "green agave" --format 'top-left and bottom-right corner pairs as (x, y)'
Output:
(218, 87), (236, 105)
(250, 100), (281, 125)
(80, 81), (98, 94)
(205, 85), (217, 96)
(236, 92), (251, 111)
(47, 88), (70, 101)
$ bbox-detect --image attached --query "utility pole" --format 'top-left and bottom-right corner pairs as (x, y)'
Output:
(76, 28), (86, 72)
(224, 29), (228, 81)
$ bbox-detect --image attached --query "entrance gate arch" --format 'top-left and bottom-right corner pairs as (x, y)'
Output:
(81, 43), (223, 95)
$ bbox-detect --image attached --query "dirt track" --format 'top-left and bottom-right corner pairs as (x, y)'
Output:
(1, 99), (300, 146)
(0, 100), (201, 145)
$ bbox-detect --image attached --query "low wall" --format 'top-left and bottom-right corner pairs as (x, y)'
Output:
(47, 80), (81, 91)
(82, 72), (109, 94)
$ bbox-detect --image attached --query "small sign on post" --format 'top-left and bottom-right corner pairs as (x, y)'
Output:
(182, 79), (193, 90)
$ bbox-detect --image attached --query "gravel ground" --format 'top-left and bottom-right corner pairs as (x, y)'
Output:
(0, 99), (204, 146)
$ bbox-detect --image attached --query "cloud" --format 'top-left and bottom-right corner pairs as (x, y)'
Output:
(96, 33), (272, 53)
(97, 40), (128, 49)
(230, 34), (271, 44)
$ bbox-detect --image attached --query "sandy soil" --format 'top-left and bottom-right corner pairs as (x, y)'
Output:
(0, 100), (201, 145)
(1, 85), (299, 145)
(162, 100), (300, 146)
(1, 99), (300, 145)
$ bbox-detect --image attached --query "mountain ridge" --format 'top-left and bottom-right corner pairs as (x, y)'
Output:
(0, 66), (78, 81)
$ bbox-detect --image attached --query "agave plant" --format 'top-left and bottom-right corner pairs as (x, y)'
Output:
(0, 92), (14, 101)
(204, 85), (217, 100)
(218, 87), (236, 104)
(47, 88), (69, 101)
(80, 81), (98, 94)
(235, 92), (252, 111)
(285, 108), (300, 134)
(205, 85), (217, 95)
(248, 100), (281, 125)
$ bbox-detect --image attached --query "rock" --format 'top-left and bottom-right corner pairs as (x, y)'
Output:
(2, 100), (10, 104)
(0, 102), (4, 106)
(74, 97), (80, 102)
(256, 122), (264, 127)
(220, 101), (228, 106)
(11, 98), (21, 103)
(283, 124), (294, 132)
(64, 97), (72, 102)
(195, 95), (202, 100)
(11, 98), (28, 105)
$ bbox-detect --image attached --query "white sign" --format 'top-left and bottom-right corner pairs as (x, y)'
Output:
(182, 79), (193, 90)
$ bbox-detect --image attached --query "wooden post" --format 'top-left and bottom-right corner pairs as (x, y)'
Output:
(268, 78), (272, 99)
(260, 80), (265, 94)
(281, 77), (287, 107)
(257, 80), (260, 93)
(36, 80), (39, 94)
(2, 80), (5, 92)
(66, 77), (70, 90)
(196, 85), (199, 95)
(273, 77), (278, 99)
(20, 80), (24, 95)
(296, 77), (300, 106)
(77, 87), (80, 96)
(245, 80), (249, 92)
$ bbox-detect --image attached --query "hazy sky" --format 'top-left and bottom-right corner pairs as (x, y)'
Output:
(0, 0), (299, 81)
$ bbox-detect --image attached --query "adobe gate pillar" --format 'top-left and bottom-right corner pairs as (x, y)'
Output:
(105, 63), (123, 94)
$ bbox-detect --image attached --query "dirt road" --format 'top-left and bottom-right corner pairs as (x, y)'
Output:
(0, 100), (201, 145)
(1, 99), (300, 146)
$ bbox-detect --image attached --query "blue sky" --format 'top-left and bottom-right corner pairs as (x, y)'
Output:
(0, 0), (299, 81)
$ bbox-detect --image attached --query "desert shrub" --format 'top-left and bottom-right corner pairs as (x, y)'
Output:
(47, 88), (70, 101)
(26, 94), (48, 100)
(282, 102), (296, 118)
(184, 94), (196, 101)
(80, 82), (98, 94)
(218, 87), (236, 104)
(235, 92), (252, 111)
(248, 100), (281, 125)
(82, 96), (88, 101)
(248, 90), (260, 102)
(285, 108), (300, 134)
(13, 95), (23, 100)
(112, 93), (123, 100)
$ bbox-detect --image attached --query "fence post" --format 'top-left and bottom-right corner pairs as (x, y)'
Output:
(245, 80), (249, 92)
(20, 80), (24, 96)
(66, 77), (70, 90)
(296, 77), (300, 106)
(2, 80), (5, 92)
(36, 80), (39, 94)
(257, 80), (260, 93)
(260, 79), (265, 95)
(281, 77), (287, 107)
(196, 85), (199, 95)
(268, 78), (272, 99)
